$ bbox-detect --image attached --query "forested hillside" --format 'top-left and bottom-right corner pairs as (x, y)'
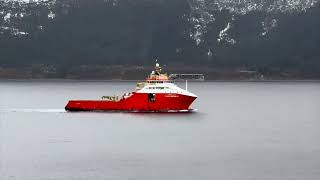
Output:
(1, 0), (319, 78)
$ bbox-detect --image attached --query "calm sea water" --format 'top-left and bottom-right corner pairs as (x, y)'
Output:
(1, 81), (320, 180)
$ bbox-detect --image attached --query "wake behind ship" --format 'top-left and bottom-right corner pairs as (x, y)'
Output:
(65, 63), (197, 112)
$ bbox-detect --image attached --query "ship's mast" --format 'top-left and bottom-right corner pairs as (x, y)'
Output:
(154, 63), (161, 75)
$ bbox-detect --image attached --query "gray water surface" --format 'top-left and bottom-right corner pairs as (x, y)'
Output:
(1, 81), (320, 180)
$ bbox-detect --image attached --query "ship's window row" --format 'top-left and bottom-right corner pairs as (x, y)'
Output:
(148, 81), (164, 83)
(147, 81), (174, 83)
(147, 87), (169, 90)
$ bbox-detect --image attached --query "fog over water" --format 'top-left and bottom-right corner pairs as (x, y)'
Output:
(1, 81), (320, 180)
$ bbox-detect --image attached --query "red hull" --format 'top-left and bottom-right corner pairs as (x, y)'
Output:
(65, 93), (196, 112)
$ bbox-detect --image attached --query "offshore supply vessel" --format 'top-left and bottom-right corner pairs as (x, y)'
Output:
(65, 63), (197, 112)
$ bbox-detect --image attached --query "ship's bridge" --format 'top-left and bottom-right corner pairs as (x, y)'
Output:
(136, 62), (174, 90)
(146, 75), (174, 84)
(146, 79), (174, 84)
(145, 63), (172, 82)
